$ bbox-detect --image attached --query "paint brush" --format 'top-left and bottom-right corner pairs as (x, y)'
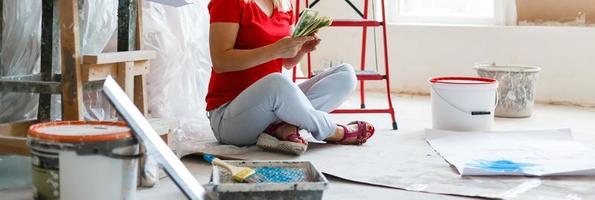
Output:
(203, 154), (266, 183)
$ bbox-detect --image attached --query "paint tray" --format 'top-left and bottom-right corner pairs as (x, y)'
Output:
(209, 160), (329, 200)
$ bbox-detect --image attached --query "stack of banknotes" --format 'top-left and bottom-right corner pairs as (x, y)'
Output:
(292, 9), (333, 37)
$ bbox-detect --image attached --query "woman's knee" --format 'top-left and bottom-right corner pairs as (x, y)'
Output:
(262, 73), (292, 85)
(261, 73), (297, 93)
(334, 63), (357, 90)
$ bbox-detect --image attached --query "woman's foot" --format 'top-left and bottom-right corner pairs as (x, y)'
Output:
(325, 121), (375, 145)
(256, 122), (308, 155)
(269, 123), (308, 145)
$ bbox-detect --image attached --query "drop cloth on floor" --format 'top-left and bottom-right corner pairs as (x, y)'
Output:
(193, 130), (595, 199)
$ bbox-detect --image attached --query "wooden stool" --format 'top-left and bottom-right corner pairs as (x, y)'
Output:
(82, 50), (156, 115)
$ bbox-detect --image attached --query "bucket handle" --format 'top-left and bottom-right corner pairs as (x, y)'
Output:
(431, 86), (498, 116)
(73, 138), (144, 160)
(104, 151), (144, 160)
(76, 146), (144, 160)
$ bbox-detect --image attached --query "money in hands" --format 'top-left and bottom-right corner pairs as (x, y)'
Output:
(292, 9), (333, 38)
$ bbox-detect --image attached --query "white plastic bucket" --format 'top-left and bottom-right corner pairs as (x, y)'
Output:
(28, 121), (139, 200)
(430, 77), (499, 131)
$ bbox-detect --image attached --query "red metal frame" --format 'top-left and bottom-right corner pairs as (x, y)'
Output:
(293, 0), (398, 130)
(331, 20), (381, 27)
(359, 0), (369, 109)
(306, 0), (313, 79)
(379, 0), (397, 129)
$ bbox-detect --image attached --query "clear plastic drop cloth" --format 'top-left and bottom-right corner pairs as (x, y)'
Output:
(0, 0), (118, 122)
(78, 0), (119, 121)
(0, 0), (42, 123)
(79, 0), (118, 56)
(141, 0), (215, 157)
(50, 0), (119, 121)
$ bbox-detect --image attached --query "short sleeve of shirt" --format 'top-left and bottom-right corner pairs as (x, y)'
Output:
(209, 0), (242, 23)
(289, 10), (295, 25)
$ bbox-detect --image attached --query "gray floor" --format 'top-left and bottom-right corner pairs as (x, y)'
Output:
(2, 93), (594, 199)
(137, 158), (473, 200)
(137, 93), (595, 200)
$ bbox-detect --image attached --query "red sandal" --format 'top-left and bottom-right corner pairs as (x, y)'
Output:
(256, 122), (308, 155)
(327, 121), (375, 145)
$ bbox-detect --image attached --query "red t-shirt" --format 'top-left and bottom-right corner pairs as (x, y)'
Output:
(206, 0), (294, 111)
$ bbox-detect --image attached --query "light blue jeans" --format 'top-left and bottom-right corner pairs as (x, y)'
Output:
(208, 64), (357, 146)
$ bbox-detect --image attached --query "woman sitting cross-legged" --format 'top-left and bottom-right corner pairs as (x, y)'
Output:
(206, 0), (375, 155)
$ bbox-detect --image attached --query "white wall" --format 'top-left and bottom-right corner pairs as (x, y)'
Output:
(301, 1), (595, 106)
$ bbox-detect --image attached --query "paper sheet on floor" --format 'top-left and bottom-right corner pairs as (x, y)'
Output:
(426, 129), (595, 176)
(190, 130), (595, 199)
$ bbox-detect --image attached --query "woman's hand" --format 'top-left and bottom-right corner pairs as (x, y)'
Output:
(273, 36), (315, 58)
(300, 33), (321, 53)
(279, 33), (321, 69)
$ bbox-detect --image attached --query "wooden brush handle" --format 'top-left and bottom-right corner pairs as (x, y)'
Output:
(204, 154), (241, 174)
(212, 158), (239, 173)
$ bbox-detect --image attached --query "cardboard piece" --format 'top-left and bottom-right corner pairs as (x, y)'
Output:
(0, 121), (34, 156)
(517, 0), (595, 25)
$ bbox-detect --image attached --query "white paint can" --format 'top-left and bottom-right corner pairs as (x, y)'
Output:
(429, 77), (499, 131)
(28, 121), (139, 200)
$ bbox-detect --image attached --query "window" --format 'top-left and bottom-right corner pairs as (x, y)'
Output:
(387, 0), (507, 25)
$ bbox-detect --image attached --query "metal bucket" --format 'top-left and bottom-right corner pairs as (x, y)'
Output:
(474, 64), (541, 118)
(27, 121), (140, 200)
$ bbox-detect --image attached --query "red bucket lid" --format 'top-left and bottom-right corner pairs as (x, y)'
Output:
(29, 121), (132, 143)
(429, 77), (497, 84)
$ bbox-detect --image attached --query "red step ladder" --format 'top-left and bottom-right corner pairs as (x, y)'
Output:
(293, 0), (398, 130)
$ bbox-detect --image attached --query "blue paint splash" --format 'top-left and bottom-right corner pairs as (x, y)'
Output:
(255, 167), (307, 183)
(467, 160), (536, 172)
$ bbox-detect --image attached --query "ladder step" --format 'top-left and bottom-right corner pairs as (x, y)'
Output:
(356, 70), (385, 80)
(331, 20), (383, 27)
(296, 70), (385, 80)
(332, 109), (393, 114)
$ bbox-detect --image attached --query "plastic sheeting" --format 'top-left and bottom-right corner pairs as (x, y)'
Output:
(0, 0), (42, 122)
(141, 0), (215, 156)
(78, 0), (119, 121)
(0, 0), (118, 122)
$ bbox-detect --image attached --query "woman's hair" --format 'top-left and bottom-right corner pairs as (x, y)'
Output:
(244, 0), (292, 12)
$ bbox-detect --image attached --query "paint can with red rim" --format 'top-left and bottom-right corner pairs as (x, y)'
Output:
(27, 121), (140, 200)
(429, 77), (499, 131)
